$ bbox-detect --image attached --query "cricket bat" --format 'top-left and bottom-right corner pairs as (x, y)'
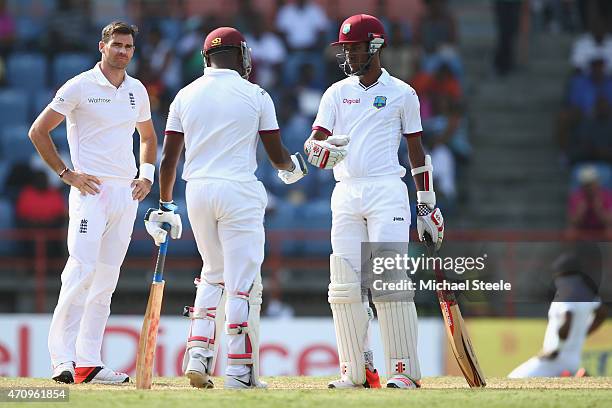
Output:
(426, 240), (486, 387)
(135, 224), (170, 389)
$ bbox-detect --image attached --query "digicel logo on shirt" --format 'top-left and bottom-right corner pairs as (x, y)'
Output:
(343, 98), (360, 105)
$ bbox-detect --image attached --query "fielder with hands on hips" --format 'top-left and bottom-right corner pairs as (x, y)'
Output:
(28, 21), (157, 385)
(303, 14), (444, 389)
(144, 26), (306, 390)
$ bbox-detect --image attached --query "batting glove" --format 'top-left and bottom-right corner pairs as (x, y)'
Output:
(417, 204), (444, 251)
(144, 201), (183, 246)
(304, 137), (349, 170)
(278, 152), (308, 184)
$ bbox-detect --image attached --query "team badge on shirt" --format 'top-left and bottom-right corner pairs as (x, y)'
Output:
(373, 96), (387, 109)
(129, 92), (136, 109)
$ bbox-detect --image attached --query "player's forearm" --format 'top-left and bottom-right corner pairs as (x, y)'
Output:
(28, 125), (68, 175)
(139, 136), (157, 168)
(407, 136), (426, 191)
(158, 134), (183, 202)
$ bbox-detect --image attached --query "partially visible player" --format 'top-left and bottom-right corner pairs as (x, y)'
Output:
(28, 21), (157, 384)
(509, 250), (607, 378)
(145, 27), (306, 389)
(304, 14), (444, 389)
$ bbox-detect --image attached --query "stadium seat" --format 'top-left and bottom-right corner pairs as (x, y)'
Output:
(52, 53), (95, 89)
(32, 88), (55, 120)
(0, 124), (34, 163)
(0, 198), (16, 255)
(6, 53), (48, 92)
(0, 90), (29, 127)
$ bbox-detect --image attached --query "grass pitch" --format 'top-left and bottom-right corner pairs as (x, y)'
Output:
(1, 376), (611, 408)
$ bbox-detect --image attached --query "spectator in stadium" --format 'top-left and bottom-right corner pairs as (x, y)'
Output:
(141, 26), (182, 101)
(0, 0), (15, 57)
(570, 17), (612, 74)
(275, 0), (329, 53)
(414, 0), (461, 75)
(492, 0), (523, 76)
(244, 18), (287, 90)
(15, 170), (67, 257)
(509, 248), (607, 378)
(565, 96), (612, 165)
(46, 0), (94, 53)
(567, 166), (612, 239)
(383, 22), (415, 80)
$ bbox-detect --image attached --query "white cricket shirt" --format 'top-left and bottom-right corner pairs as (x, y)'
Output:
(165, 68), (279, 182)
(49, 63), (151, 180)
(312, 68), (422, 181)
(542, 301), (600, 358)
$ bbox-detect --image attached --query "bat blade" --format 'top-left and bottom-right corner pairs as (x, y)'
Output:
(439, 296), (486, 387)
(135, 281), (165, 389)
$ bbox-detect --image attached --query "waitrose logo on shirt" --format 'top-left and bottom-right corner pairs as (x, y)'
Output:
(88, 97), (111, 103)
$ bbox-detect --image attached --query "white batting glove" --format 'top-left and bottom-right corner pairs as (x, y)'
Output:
(304, 139), (348, 169)
(417, 204), (444, 251)
(144, 202), (183, 246)
(278, 152), (308, 184)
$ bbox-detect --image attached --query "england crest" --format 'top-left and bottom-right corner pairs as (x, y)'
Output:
(373, 96), (387, 109)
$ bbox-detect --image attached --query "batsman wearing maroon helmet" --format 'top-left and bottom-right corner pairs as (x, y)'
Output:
(304, 14), (445, 389)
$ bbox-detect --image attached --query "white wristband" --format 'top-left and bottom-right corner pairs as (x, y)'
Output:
(140, 163), (155, 183)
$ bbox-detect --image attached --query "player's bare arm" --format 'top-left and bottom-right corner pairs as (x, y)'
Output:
(159, 131), (185, 203)
(132, 119), (157, 201)
(261, 130), (308, 185)
(588, 304), (608, 335)
(29, 106), (101, 195)
(407, 133), (445, 249)
(260, 130), (294, 171)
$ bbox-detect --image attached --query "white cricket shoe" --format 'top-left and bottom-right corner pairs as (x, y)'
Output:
(185, 348), (214, 389)
(75, 366), (129, 384)
(52, 361), (75, 384)
(224, 369), (267, 389)
(386, 374), (420, 389)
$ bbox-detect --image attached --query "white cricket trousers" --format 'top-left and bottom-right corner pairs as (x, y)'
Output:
(186, 179), (267, 376)
(48, 179), (137, 368)
(331, 176), (411, 269)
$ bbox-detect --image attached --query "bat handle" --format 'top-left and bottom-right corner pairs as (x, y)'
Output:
(152, 223), (171, 283)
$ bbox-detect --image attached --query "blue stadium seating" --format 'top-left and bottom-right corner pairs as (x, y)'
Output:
(52, 53), (95, 89)
(0, 90), (29, 127)
(6, 53), (47, 92)
(1, 124), (33, 163)
(0, 198), (16, 255)
(32, 88), (55, 120)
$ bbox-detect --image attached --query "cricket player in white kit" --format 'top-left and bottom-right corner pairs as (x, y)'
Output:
(304, 14), (445, 389)
(509, 251), (607, 378)
(144, 27), (307, 389)
(28, 22), (157, 384)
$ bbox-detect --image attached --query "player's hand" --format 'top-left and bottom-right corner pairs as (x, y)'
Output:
(61, 169), (101, 195)
(304, 138), (348, 170)
(278, 152), (308, 184)
(417, 204), (444, 251)
(131, 178), (152, 201)
(144, 201), (182, 246)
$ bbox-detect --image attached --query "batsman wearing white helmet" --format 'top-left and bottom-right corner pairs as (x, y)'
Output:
(145, 26), (306, 390)
(304, 14), (445, 389)
(28, 21), (157, 384)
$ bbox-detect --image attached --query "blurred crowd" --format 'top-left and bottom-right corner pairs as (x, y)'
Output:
(0, 0), (470, 258)
(550, 0), (612, 238)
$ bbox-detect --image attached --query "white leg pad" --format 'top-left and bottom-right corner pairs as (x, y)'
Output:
(225, 274), (264, 387)
(182, 279), (226, 375)
(328, 255), (369, 385)
(374, 301), (421, 380)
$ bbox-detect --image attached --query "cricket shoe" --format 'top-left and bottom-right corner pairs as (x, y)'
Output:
(386, 374), (421, 389)
(224, 369), (268, 389)
(328, 368), (382, 389)
(184, 348), (214, 389)
(74, 366), (129, 384)
(52, 361), (75, 384)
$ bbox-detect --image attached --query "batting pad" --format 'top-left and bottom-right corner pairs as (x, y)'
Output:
(183, 279), (226, 375)
(328, 255), (369, 385)
(374, 301), (421, 380)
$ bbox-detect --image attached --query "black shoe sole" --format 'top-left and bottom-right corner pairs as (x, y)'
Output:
(386, 383), (399, 388)
(52, 371), (74, 384)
